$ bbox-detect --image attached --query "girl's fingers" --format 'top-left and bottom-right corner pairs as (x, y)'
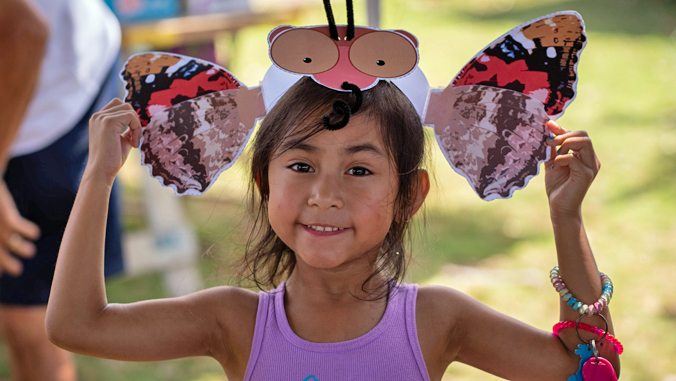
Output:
(546, 120), (568, 136)
(547, 130), (590, 146)
(13, 215), (40, 242)
(0, 248), (23, 276)
(554, 137), (598, 172)
(99, 97), (125, 111)
(95, 109), (143, 146)
(4, 232), (36, 258)
(87, 105), (143, 181)
(552, 153), (596, 181)
(545, 144), (557, 167)
(102, 102), (138, 116)
(545, 122), (600, 174)
(120, 128), (133, 148)
(92, 102), (140, 131)
(116, 109), (142, 143)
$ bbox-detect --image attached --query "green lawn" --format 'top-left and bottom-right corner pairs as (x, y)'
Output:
(1, 0), (674, 379)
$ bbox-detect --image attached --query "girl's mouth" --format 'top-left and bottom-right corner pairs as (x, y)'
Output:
(303, 224), (348, 233)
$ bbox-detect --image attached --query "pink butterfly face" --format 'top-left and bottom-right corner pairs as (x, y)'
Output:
(267, 25), (420, 90)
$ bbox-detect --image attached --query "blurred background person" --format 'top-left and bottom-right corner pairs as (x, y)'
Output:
(0, 0), (124, 379)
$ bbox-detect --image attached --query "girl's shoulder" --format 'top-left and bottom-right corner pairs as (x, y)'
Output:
(203, 286), (260, 326)
(415, 286), (468, 324)
(415, 284), (532, 363)
(184, 286), (259, 372)
(415, 285), (484, 349)
(415, 284), (503, 323)
(414, 285), (478, 373)
(416, 284), (475, 317)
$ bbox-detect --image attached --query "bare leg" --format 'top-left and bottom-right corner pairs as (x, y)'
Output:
(0, 306), (76, 381)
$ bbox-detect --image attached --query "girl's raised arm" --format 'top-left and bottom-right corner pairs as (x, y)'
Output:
(543, 120), (619, 370)
(427, 121), (619, 380)
(45, 99), (257, 365)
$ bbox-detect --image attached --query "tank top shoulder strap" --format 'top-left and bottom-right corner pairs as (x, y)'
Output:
(402, 283), (430, 380)
(243, 284), (282, 379)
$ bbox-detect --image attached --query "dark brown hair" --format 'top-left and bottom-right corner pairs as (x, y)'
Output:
(239, 77), (426, 300)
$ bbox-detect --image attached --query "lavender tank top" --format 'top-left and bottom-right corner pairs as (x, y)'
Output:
(243, 282), (430, 381)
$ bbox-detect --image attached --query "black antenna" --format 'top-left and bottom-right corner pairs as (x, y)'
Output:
(322, 82), (363, 131)
(323, 0), (339, 40)
(346, 0), (355, 40)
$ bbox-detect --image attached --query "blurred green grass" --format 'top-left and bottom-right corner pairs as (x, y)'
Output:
(1, 0), (673, 379)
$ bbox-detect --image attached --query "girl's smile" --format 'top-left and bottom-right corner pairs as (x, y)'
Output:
(302, 224), (348, 234)
(267, 114), (398, 270)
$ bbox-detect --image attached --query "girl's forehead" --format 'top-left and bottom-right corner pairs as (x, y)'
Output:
(279, 114), (387, 153)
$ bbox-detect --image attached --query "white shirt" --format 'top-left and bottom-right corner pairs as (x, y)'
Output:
(10, 0), (121, 157)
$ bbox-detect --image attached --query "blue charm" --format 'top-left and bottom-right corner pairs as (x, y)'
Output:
(568, 344), (593, 381)
(303, 376), (318, 381)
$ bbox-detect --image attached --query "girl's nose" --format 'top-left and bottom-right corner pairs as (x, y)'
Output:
(307, 174), (344, 210)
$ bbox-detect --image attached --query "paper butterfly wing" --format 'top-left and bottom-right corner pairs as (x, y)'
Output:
(451, 11), (586, 118)
(121, 53), (265, 196)
(121, 52), (242, 126)
(428, 85), (550, 201)
(141, 89), (263, 196)
(425, 11), (586, 200)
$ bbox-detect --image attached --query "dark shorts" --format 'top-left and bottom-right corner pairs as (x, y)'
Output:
(1, 63), (124, 306)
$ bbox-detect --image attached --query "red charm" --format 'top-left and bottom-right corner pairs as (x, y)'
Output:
(582, 357), (617, 381)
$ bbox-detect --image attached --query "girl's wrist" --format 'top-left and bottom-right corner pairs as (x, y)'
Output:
(549, 207), (582, 224)
(81, 167), (115, 190)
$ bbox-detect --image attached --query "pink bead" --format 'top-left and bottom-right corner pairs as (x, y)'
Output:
(555, 284), (565, 292)
(594, 302), (601, 312)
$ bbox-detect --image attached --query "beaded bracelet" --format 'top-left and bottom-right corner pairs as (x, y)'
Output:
(550, 266), (613, 316)
(553, 320), (624, 355)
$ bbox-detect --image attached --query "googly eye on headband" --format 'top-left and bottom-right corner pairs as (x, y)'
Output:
(120, 1), (586, 200)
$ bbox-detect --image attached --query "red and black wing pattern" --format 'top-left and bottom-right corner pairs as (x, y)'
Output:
(119, 53), (265, 196)
(452, 12), (586, 118)
(426, 11), (586, 201)
(120, 52), (242, 126)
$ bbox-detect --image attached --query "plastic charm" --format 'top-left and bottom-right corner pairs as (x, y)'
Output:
(582, 357), (617, 381)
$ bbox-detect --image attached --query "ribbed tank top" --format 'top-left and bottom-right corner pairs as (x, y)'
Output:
(243, 282), (430, 381)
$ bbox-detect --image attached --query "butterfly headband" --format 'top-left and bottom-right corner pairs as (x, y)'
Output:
(120, 3), (586, 200)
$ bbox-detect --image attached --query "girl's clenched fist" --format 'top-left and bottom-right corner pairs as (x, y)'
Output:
(86, 98), (142, 185)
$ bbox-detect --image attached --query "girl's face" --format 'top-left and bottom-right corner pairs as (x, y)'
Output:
(267, 115), (398, 270)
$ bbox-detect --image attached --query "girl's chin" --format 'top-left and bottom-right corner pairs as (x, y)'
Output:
(299, 257), (346, 270)
(295, 251), (356, 270)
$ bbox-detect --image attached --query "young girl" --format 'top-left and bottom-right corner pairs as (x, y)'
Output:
(45, 75), (619, 380)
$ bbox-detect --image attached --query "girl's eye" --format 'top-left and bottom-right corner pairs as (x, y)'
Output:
(290, 163), (314, 173)
(347, 167), (371, 176)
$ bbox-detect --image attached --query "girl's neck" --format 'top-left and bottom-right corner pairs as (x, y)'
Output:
(285, 251), (387, 304)
(282, 254), (391, 343)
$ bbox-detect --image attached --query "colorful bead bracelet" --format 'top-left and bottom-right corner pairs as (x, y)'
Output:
(550, 266), (613, 316)
(553, 320), (624, 355)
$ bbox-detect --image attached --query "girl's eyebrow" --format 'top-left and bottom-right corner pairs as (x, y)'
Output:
(284, 142), (318, 153)
(284, 142), (384, 157)
(343, 143), (384, 157)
